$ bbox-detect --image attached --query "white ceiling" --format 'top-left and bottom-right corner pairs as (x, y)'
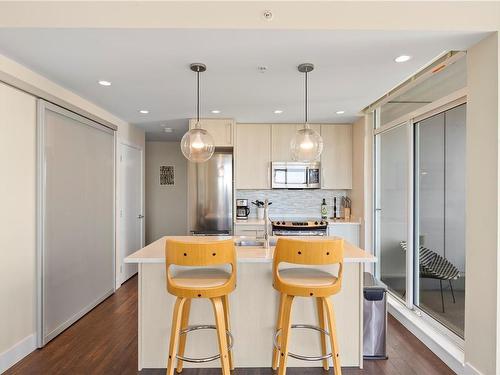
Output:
(0, 29), (487, 141)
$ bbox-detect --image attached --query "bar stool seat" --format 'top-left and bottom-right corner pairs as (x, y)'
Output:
(172, 268), (231, 288)
(165, 238), (236, 375)
(279, 268), (338, 287)
(271, 237), (345, 375)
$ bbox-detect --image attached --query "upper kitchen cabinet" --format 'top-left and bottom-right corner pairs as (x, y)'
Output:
(321, 124), (353, 189)
(271, 124), (321, 161)
(235, 123), (272, 189)
(189, 118), (234, 147)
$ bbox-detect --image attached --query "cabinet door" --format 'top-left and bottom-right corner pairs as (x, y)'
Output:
(321, 124), (352, 189)
(189, 119), (234, 147)
(271, 124), (321, 161)
(236, 124), (271, 189)
(328, 224), (360, 246)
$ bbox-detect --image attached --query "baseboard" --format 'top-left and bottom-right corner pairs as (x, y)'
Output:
(0, 334), (36, 373)
(388, 295), (465, 374)
(464, 362), (483, 375)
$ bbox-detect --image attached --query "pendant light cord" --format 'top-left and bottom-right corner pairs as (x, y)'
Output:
(196, 69), (200, 126)
(304, 70), (309, 128)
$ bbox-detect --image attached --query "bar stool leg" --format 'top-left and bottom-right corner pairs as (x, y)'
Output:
(316, 297), (330, 371)
(175, 298), (191, 373)
(212, 297), (231, 375)
(272, 293), (286, 370)
(166, 297), (187, 375)
(278, 295), (294, 375)
(323, 297), (342, 375)
(221, 295), (235, 371)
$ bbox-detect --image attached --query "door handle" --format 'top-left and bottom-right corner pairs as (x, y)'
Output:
(138, 214), (144, 219)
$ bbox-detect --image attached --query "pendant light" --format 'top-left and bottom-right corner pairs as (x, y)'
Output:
(290, 63), (323, 162)
(180, 63), (215, 163)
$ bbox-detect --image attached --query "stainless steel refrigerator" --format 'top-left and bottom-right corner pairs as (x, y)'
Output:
(187, 149), (233, 235)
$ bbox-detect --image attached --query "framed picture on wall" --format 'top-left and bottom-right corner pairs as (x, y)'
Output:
(160, 165), (174, 186)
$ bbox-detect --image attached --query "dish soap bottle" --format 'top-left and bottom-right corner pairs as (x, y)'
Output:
(321, 198), (328, 219)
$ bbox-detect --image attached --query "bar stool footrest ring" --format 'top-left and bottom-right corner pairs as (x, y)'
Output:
(273, 324), (332, 362)
(175, 325), (234, 363)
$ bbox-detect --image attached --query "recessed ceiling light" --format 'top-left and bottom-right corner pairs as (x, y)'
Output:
(98, 80), (111, 86)
(211, 110), (221, 114)
(138, 110), (149, 114)
(274, 110), (283, 114)
(394, 55), (411, 63)
(164, 127), (173, 133)
(336, 110), (345, 115)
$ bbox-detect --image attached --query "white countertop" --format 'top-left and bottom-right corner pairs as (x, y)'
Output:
(125, 235), (376, 265)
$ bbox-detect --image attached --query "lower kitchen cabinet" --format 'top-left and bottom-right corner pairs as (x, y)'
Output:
(328, 223), (360, 246)
(234, 224), (265, 238)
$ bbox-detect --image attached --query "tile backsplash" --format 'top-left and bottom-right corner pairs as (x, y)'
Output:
(236, 189), (348, 218)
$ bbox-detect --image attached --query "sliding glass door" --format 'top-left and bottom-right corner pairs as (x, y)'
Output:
(375, 123), (409, 300)
(374, 103), (466, 339)
(414, 104), (466, 337)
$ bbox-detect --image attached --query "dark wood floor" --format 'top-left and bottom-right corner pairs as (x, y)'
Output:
(5, 276), (455, 375)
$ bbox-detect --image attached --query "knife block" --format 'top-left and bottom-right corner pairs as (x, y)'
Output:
(344, 207), (351, 221)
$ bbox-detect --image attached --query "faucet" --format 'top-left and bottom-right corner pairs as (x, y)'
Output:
(263, 199), (270, 248)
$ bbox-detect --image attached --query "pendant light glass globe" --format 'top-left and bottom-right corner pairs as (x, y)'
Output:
(181, 62), (215, 163)
(291, 63), (324, 162)
(291, 125), (323, 161)
(180, 127), (215, 163)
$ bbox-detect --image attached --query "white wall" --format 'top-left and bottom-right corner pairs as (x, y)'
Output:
(145, 141), (187, 244)
(0, 56), (144, 371)
(465, 33), (499, 375)
(0, 82), (36, 371)
(351, 116), (365, 248)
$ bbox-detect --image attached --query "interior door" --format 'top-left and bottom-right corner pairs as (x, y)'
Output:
(120, 143), (143, 283)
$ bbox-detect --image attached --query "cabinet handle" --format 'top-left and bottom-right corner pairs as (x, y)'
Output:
(267, 164), (271, 188)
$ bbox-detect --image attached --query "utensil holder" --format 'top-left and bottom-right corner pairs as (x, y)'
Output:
(257, 207), (265, 220)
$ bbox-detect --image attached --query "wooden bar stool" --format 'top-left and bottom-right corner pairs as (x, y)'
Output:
(271, 237), (344, 375)
(165, 238), (236, 375)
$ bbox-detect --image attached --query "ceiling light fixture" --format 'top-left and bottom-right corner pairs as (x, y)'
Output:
(211, 110), (221, 114)
(394, 55), (411, 63)
(180, 63), (215, 163)
(336, 110), (345, 115)
(98, 80), (111, 86)
(274, 110), (283, 114)
(164, 127), (173, 133)
(290, 63), (323, 162)
(139, 109), (149, 114)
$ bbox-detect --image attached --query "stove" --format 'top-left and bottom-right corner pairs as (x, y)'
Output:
(271, 218), (328, 236)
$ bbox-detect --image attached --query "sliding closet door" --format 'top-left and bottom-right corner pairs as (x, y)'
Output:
(38, 101), (115, 346)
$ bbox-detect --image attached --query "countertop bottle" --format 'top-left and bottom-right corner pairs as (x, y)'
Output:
(321, 198), (328, 219)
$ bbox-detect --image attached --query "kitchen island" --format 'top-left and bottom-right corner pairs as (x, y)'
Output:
(125, 236), (375, 370)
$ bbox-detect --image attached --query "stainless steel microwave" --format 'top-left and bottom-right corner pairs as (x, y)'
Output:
(271, 162), (321, 189)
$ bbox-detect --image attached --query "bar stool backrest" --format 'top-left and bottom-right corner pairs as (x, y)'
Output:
(273, 237), (344, 296)
(165, 238), (237, 298)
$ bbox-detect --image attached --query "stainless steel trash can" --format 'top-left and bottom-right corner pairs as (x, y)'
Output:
(363, 272), (388, 359)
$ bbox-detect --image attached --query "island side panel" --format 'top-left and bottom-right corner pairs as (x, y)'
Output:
(139, 262), (361, 369)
